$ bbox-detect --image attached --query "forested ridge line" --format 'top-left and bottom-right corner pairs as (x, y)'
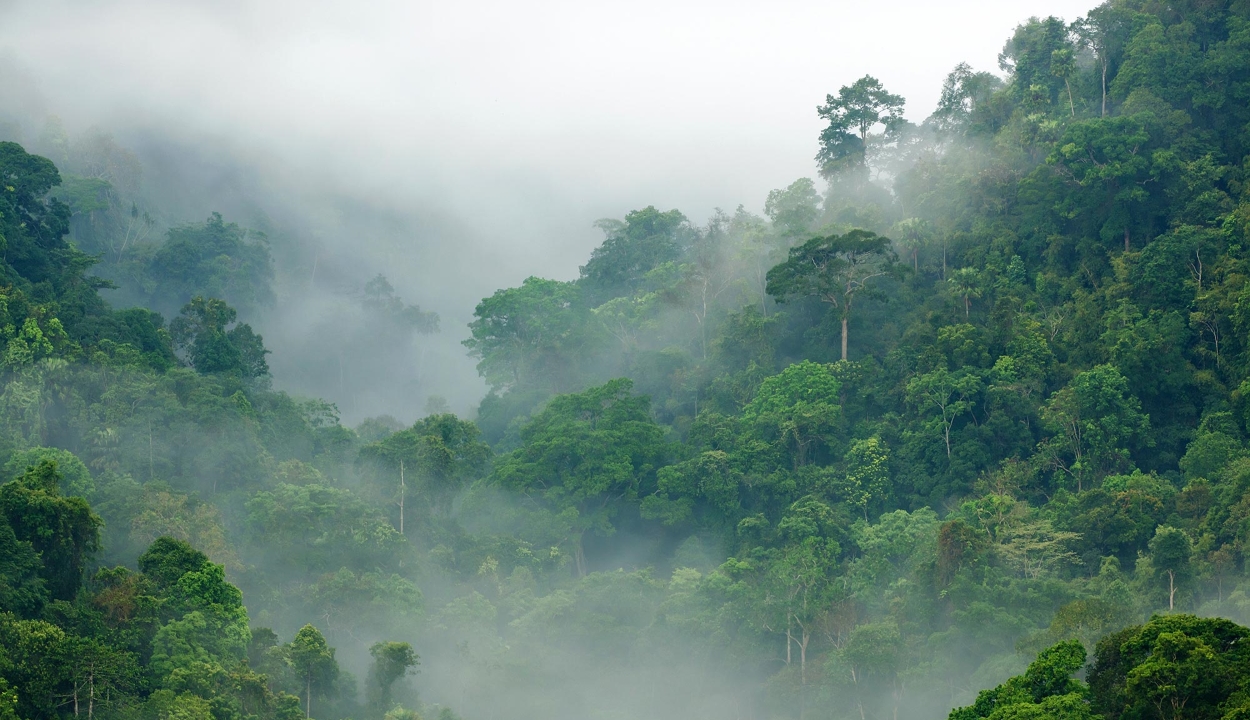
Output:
(6, 0), (1250, 718)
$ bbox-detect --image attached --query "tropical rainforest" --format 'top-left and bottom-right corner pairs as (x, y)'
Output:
(6, 0), (1250, 718)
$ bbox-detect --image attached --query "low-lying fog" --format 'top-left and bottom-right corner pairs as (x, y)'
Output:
(0, 0), (1099, 420)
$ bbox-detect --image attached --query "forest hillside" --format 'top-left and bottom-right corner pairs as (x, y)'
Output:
(6, 1), (1250, 719)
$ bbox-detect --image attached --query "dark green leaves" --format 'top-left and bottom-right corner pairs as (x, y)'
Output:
(170, 296), (270, 378)
(490, 378), (669, 575)
(766, 230), (895, 309)
(464, 277), (587, 393)
(580, 207), (691, 303)
(816, 76), (906, 177)
(146, 212), (274, 318)
(0, 460), (100, 601)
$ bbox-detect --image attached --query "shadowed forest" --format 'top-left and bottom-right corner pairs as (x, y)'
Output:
(8, 1), (1250, 719)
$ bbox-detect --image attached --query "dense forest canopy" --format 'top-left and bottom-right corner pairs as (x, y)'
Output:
(8, 0), (1250, 718)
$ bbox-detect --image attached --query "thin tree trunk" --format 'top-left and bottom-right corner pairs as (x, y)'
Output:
(398, 460), (405, 536)
(852, 669), (866, 720)
(306, 673), (312, 718)
(1102, 59), (1108, 117)
(701, 284), (710, 359)
(1125, 227), (1130, 253)
(574, 534), (587, 577)
(841, 317), (848, 361)
(1168, 569), (1176, 611)
(799, 629), (809, 685)
(1066, 79), (1075, 117)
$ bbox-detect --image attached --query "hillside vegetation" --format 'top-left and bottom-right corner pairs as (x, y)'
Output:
(6, 1), (1250, 718)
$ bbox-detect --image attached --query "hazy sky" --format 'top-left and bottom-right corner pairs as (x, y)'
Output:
(4, 0), (1101, 279)
(2, 0), (1106, 416)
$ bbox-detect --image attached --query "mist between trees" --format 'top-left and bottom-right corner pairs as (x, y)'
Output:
(8, 1), (1250, 719)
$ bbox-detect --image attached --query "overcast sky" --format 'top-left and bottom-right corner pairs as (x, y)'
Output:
(4, 0), (1100, 254)
(0, 0), (1106, 416)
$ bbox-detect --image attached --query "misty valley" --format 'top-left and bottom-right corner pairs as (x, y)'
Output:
(7, 1), (1250, 719)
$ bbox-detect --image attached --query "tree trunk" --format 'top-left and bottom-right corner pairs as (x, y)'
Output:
(799, 629), (810, 685)
(701, 283), (710, 359)
(852, 668), (866, 720)
(1168, 569), (1176, 611)
(841, 317), (849, 361)
(574, 535), (587, 577)
(306, 672), (312, 719)
(785, 617), (793, 666)
(1125, 227), (1130, 253)
(1102, 59), (1108, 117)
(1066, 79), (1075, 117)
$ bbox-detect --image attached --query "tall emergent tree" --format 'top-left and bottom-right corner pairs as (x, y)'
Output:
(816, 75), (905, 178)
(766, 229), (896, 361)
(285, 624), (339, 719)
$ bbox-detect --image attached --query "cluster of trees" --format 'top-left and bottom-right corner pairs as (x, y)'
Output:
(0, 139), (449, 718)
(0, 458), (425, 719)
(449, 1), (1250, 716)
(24, 120), (442, 421)
(953, 614), (1250, 720)
(8, 0), (1250, 718)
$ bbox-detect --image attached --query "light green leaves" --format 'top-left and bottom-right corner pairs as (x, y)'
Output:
(1038, 364), (1149, 490)
(743, 360), (844, 470)
(907, 366), (982, 459)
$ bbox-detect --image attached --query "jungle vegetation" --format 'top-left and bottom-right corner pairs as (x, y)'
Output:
(6, 1), (1250, 718)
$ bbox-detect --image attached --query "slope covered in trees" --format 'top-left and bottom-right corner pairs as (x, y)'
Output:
(6, 0), (1250, 718)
